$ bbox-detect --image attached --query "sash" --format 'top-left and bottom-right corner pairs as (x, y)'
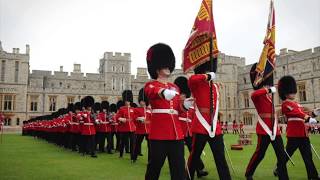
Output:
(194, 83), (219, 138)
(258, 116), (277, 141)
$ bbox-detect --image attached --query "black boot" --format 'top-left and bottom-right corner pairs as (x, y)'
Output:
(197, 170), (208, 178)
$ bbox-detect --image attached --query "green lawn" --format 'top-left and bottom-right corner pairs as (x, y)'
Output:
(0, 134), (319, 180)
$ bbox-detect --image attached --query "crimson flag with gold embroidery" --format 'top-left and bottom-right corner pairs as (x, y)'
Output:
(254, 0), (276, 87)
(183, 0), (218, 73)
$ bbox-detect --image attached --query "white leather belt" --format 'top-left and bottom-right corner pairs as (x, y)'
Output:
(70, 122), (79, 125)
(288, 118), (304, 122)
(152, 109), (178, 115)
(179, 117), (191, 122)
(83, 123), (94, 125)
(100, 122), (109, 124)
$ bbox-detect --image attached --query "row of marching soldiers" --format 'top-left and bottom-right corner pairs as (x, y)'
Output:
(22, 89), (152, 161)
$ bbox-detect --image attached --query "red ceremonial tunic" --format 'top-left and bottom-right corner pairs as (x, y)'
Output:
(188, 74), (222, 135)
(251, 88), (280, 135)
(134, 107), (151, 135)
(116, 106), (136, 133)
(70, 112), (80, 134)
(96, 112), (111, 133)
(144, 80), (184, 140)
(80, 111), (96, 135)
(282, 99), (309, 137)
(179, 107), (194, 137)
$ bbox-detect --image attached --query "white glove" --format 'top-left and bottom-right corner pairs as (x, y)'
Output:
(309, 118), (317, 124)
(207, 72), (216, 81)
(137, 117), (145, 122)
(83, 114), (87, 118)
(313, 108), (320, 116)
(183, 98), (194, 110)
(95, 119), (100, 124)
(269, 86), (277, 94)
(119, 118), (126, 122)
(163, 89), (178, 101)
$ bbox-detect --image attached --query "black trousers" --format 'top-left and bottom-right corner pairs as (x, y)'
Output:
(283, 137), (319, 179)
(96, 132), (106, 152)
(184, 136), (206, 175)
(119, 132), (135, 159)
(83, 135), (96, 155)
(133, 134), (150, 161)
(187, 134), (231, 180)
(106, 132), (113, 153)
(145, 140), (185, 180)
(245, 135), (289, 180)
(69, 133), (79, 151)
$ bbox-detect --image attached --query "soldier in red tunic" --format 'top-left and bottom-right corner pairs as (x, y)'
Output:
(80, 96), (97, 158)
(109, 103), (118, 152)
(116, 90), (136, 160)
(144, 43), (186, 180)
(276, 75), (319, 180)
(70, 102), (81, 151)
(93, 102), (106, 153)
(239, 121), (245, 134)
(187, 61), (231, 180)
(174, 76), (208, 178)
(101, 101), (113, 154)
(245, 63), (289, 180)
(132, 88), (151, 162)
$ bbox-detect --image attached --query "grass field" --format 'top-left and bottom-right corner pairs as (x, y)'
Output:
(0, 134), (319, 180)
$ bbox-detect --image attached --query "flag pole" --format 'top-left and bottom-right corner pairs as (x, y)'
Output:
(209, 33), (214, 132)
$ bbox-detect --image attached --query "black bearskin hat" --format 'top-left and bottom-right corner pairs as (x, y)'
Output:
(194, 61), (214, 74)
(116, 100), (124, 110)
(101, 101), (109, 111)
(74, 102), (82, 111)
(146, 43), (175, 79)
(131, 102), (138, 108)
(122, 90), (133, 102)
(93, 102), (101, 112)
(82, 96), (95, 108)
(174, 76), (191, 98)
(278, 75), (297, 100)
(250, 63), (273, 90)
(138, 88), (149, 105)
(67, 103), (75, 113)
(109, 103), (117, 113)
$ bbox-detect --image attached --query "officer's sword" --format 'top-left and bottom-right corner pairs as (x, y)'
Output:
(224, 143), (236, 174)
(311, 143), (320, 161)
(284, 149), (295, 166)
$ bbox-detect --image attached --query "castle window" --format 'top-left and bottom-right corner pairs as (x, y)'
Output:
(15, 61), (19, 82)
(121, 78), (125, 90)
(16, 118), (20, 126)
(1, 60), (5, 81)
(67, 96), (75, 105)
(59, 82), (62, 87)
(243, 77), (247, 84)
(4, 118), (11, 126)
(51, 83), (54, 88)
(121, 66), (124, 72)
(49, 96), (57, 112)
(67, 84), (70, 89)
(83, 84), (86, 89)
(3, 94), (15, 111)
(112, 78), (116, 90)
(298, 83), (307, 102)
(243, 92), (250, 108)
(30, 95), (38, 112)
(227, 96), (231, 109)
(243, 113), (253, 125)
(112, 66), (115, 72)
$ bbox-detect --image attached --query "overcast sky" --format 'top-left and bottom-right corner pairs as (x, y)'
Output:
(1, 0), (319, 75)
